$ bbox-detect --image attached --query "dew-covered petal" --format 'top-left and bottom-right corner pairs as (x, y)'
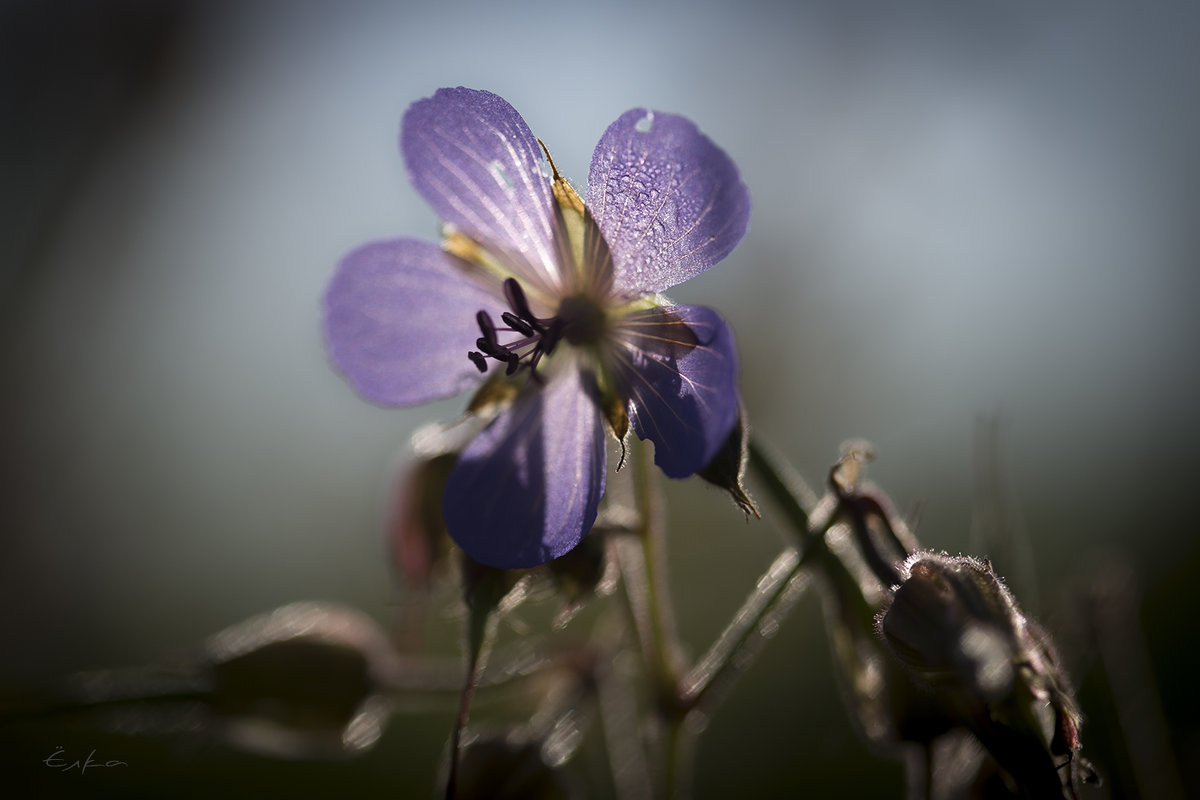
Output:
(586, 110), (750, 295)
(612, 305), (740, 478)
(402, 88), (561, 293)
(443, 367), (607, 569)
(323, 238), (498, 406)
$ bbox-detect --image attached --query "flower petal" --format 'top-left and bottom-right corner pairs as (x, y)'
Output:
(586, 110), (750, 295)
(402, 87), (561, 294)
(443, 367), (606, 569)
(323, 238), (497, 406)
(612, 305), (740, 478)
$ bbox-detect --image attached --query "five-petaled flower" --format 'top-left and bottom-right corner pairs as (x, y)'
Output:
(324, 88), (750, 569)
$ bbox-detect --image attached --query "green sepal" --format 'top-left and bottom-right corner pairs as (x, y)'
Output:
(699, 406), (759, 518)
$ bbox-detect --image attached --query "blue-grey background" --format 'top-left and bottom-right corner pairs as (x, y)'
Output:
(4, 0), (1198, 796)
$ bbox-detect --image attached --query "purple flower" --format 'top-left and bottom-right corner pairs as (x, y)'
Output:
(324, 88), (749, 569)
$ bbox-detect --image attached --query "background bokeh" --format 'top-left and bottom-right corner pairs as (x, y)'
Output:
(4, 0), (1198, 796)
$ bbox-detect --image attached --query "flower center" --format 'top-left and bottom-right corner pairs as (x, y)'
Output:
(467, 279), (607, 380)
(556, 294), (607, 346)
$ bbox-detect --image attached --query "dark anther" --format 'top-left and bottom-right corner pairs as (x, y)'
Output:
(503, 278), (539, 327)
(475, 337), (506, 359)
(476, 310), (499, 347)
(501, 311), (535, 337)
(467, 278), (564, 380)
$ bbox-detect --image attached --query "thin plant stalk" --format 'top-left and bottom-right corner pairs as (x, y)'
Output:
(614, 438), (693, 797)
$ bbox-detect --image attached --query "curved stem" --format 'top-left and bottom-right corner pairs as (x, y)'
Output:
(681, 436), (840, 713)
(681, 546), (809, 710)
(746, 438), (818, 550)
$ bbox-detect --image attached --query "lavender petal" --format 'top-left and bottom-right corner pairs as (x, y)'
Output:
(323, 239), (497, 406)
(586, 110), (750, 295)
(402, 87), (562, 295)
(613, 304), (740, 478)
(444, 367), (606, 569)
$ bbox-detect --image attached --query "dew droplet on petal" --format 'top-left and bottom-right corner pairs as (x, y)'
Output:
(635, 111), (654, 133)
(489, 159), (513, 192)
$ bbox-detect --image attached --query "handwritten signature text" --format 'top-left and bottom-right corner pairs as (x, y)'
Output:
(43, 746), (128, 774)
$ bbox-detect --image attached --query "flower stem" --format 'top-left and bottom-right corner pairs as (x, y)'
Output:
(746, 437), (820, 550)
(445, 560), (507, 799)
(615, 439), (691, 796)
(681, 546), (810, 711)
(634, 440), (681, 696)
(680, 436), (837, 713)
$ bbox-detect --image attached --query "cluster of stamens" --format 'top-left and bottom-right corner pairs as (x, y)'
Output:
(469, 278), (563, 379)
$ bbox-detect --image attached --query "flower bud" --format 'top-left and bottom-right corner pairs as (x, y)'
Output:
(879, 553), (1018, 701)
(878, 552), (1096, 798)
(544, 530), (616, 626)
(204, 602), (399, 759)
(387, 452), (457, 590)
(387, 418), (493, 590)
